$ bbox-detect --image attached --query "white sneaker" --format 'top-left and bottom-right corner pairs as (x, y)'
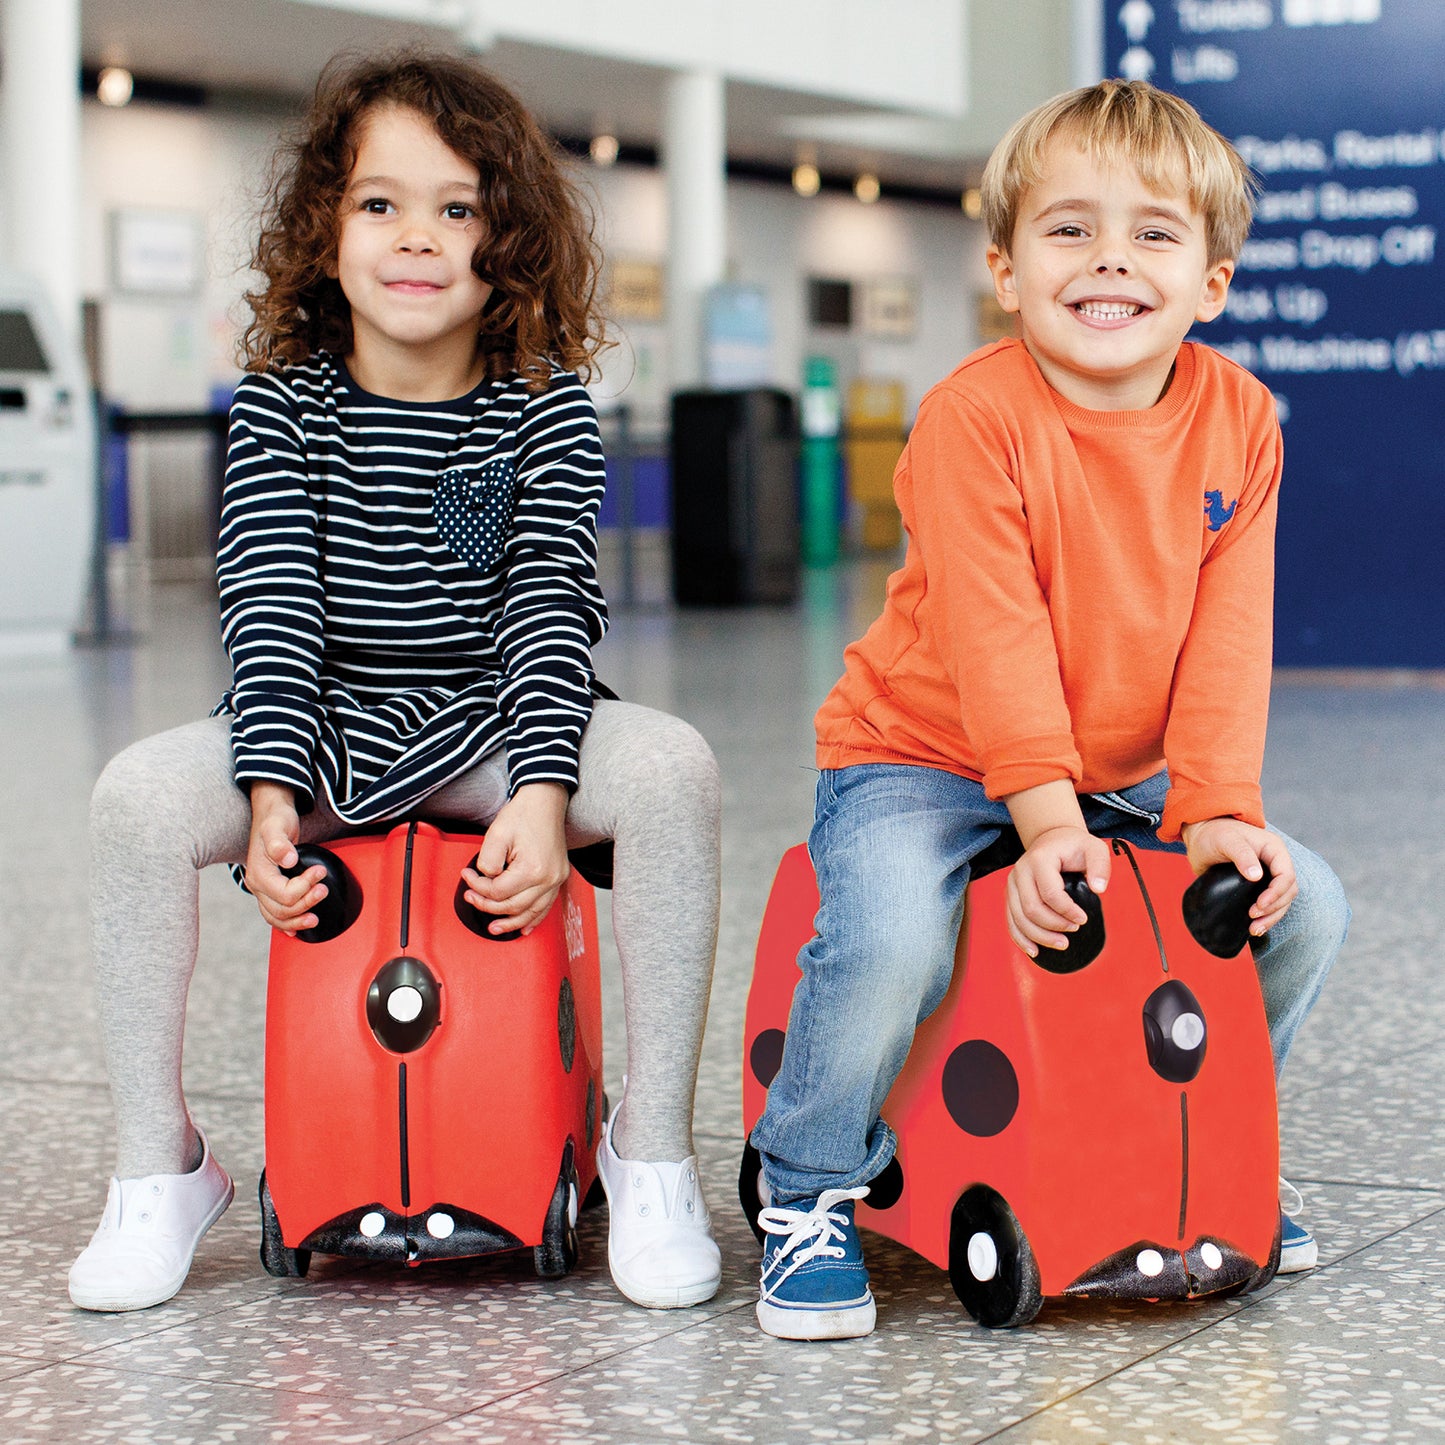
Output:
(1278, 1176), (1319, 1274)
(69, 1130), (235, 1312)
(595, 1101), (721, 1308)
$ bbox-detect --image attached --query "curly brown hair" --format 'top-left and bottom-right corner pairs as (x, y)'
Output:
(240, 49), (607, 388)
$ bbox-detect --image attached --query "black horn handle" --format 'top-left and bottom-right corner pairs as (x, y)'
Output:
(281, 845), (351, 944)
(1182, 863), (1270, 958)
(1030, 874), (1106, 974)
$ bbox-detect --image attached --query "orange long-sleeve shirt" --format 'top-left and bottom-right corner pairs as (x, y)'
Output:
(815, 339), (1282, 841)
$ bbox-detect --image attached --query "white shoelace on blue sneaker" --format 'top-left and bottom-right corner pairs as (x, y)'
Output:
(1278, 1176), (1305, 1215)
(758, 1187), (869, 1301)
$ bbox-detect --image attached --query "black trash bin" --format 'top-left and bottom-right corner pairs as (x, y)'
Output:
(669, 388), (798, 606)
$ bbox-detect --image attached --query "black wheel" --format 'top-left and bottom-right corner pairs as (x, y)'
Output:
(1223, 1213), (1282, 1297)
(258, 1172), (311, 1278)
(533, 1140), (580, 1279)
(577, 1088), (611, 1212)
(948, 1184), (1042, 1328)
(738, 1140), (768, 1244)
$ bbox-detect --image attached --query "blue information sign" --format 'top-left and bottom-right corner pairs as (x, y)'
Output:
(1105, 0), (1445, 666)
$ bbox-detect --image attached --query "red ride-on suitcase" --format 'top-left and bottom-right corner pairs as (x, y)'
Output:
(260, 820), (606, 1280)
(740, 839), (1282, 1327)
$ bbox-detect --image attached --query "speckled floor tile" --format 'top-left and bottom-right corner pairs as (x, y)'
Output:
(0, 1224), (302, 1365)
(0, 1353), (42, 1383)
(405, 1287), (1247, 1445)
(1280, 1046), (1445, 1191)
(77, 1143), (751, 1414)
(399, 1183), (1444, 1444)
(82, 1254), (720, 1415)
(0, 1362), (452, 1444)
(1336, 1200), (1445, 1284)
(1, 572), (1442, 1443)
(990, 1216), (1445, 1443)
(1280, 1183), (1443, 1269)
(10, 1080), (265, 1246)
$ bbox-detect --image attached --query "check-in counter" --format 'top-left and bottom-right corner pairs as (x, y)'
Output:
(0, 273), (94, 648)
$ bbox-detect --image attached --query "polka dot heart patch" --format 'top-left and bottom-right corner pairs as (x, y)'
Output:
(433, 459), (517, 572)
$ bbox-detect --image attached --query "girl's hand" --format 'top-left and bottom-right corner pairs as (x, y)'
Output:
(245, 782), (328, 934)
(1181, 818), (1297, 935)
(460, 782), (570, 936)
(1006, 824), (1113, 958)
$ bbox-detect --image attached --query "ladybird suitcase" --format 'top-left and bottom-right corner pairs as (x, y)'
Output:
(260, 820), (605, 1279)
(740, 840), (1281, 1327)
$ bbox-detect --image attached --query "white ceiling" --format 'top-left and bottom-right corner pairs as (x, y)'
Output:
(81, 0), (1078, 192)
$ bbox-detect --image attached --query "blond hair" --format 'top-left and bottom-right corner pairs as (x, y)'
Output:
(980, 80), (1256, 265)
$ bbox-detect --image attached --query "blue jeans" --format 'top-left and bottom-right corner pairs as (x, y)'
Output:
(750, 763), (1350, 1203)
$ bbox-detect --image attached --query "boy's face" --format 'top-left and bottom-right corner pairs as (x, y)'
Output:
(330, 104), (493, 392)
(986, 138), (1234, 411)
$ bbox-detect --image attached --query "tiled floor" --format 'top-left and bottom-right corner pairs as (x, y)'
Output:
(2, 560), (1442, 1443)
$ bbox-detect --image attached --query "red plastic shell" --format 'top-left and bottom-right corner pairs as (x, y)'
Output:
(743, 843), (1279, 1297)
(264, 821), (603, 1257)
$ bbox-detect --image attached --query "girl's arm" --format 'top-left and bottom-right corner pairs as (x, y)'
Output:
(216, 375), (326, 812)
(244, 780), (331, 934)
(474, 373), (608, 932)
(458, 781), (570, 936)
(493, 372), (608, 798)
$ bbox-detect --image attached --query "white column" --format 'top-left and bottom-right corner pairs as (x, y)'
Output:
(1, 0), (82, 341)
(662, 68), (726, 391)
(1071, 0), (1106, 86)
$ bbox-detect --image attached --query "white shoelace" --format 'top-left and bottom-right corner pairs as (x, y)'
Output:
(758, 1186), (869, 1299)
(1278, 1176), (1305, 1215)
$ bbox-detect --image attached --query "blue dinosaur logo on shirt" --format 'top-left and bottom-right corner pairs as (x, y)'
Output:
(1204, 489), (1238, 532)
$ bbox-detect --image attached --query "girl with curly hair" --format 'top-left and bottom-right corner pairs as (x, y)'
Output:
(70, 50), (722, 1315)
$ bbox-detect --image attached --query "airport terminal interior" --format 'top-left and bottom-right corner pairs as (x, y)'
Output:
(2, 1), (1444, 1441)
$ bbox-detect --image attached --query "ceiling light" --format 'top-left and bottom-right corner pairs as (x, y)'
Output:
(458, 0), (496, 51)
(962, 188), (983, 219)
(590, 133), (619, 167)
(792, 162), (821, 198)
(854, 172), (880, 204)
(97, 67), (134, 108)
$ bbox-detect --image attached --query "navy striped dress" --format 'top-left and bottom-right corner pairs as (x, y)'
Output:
(213, 353), (608, 824)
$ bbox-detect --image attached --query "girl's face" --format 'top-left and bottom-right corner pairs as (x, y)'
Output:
(330, 103), (494, 395)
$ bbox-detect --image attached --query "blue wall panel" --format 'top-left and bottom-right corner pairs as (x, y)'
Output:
(1105, 0), (1445, 666)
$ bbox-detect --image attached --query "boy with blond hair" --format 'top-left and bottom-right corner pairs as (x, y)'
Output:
(750, 81), (1349, 1341)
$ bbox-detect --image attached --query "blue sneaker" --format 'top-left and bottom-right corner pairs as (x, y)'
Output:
(756, 1187), (875, 1339)
(1278, 1177), (1319, 1273)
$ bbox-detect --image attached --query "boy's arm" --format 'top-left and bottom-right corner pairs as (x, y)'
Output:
(906, 385), (1099, 956)
(904, 386), (1082, 798)
(1158, 409), (1284, 843)
(1003, 779), (1113, 956)
(1181, 817), (1297, 935)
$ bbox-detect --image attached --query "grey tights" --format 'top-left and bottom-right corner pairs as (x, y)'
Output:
(89, 701), (720, 1177)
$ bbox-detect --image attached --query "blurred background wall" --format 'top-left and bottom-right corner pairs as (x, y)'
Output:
(1, 0), (1440, 665)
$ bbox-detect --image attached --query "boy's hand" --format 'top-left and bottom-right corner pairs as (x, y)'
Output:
(1002, 780), (1112, 957)
(246, 781), (328, 934)
(1181, 817), (1296, 935)
(1006, 824), (1114, 958)
(460, 782), (570, 936)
